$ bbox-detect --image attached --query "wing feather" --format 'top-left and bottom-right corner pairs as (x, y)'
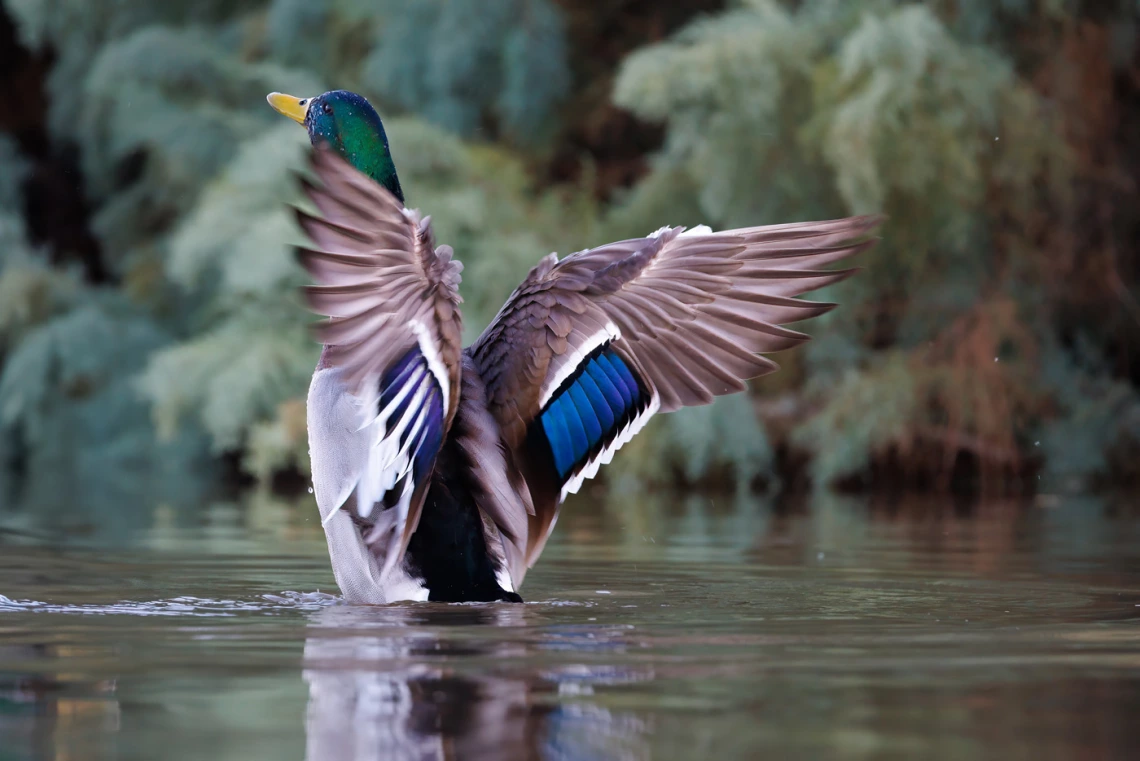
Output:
(299, 146), (464, 573)
(469, 214), (882, 573)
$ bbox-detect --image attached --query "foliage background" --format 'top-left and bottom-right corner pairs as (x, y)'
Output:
(0, 0), (1137, 521)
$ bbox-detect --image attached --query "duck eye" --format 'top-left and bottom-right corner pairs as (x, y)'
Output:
(322, 102), (333, 116)
(299, 99), (307, 106)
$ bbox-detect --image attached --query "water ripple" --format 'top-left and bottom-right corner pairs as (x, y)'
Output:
(0, 591), (340, 617)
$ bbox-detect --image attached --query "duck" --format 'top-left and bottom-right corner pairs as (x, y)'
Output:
(267, 89), (881, 604)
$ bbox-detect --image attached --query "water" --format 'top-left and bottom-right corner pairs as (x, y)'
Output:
(1, 492), (1138, 760)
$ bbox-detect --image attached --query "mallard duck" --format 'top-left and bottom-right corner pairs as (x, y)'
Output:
(267, 90), (881, 604)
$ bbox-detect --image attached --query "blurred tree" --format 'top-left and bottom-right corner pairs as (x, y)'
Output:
(362, 0), (571, 142)
(0, 298), (216, 522)
(262, 0), (572, 144)
(0, 0), (1137, 506)
(611, 0), (1139, 493)
(0, 133), (215, 518)
(0, 135), (74, 360)
(5, 0), (265, 141)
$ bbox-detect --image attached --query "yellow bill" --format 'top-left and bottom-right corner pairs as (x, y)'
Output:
(266, 92), (310, 124)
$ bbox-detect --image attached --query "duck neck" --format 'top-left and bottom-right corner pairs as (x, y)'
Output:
(335, 120), (404, 204)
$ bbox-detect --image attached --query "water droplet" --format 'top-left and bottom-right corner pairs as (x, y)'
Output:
(994, 356), (999, 362)
(307, 487), (314, 494)
(817, 552), (824, 561)
(1034, 441), (1040, 446)
(595, 590), (611, 595)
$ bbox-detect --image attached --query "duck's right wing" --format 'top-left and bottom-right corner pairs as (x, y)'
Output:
(469, 216), (882, 581)
(298, 146), (464, 574)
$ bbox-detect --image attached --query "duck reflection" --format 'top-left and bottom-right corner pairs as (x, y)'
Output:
(302, 604), (650, 761)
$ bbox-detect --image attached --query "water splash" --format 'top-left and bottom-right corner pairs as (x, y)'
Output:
(0, 591), (340, 617)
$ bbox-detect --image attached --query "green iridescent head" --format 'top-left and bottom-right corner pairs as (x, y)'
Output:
(267, 89), (404, 203)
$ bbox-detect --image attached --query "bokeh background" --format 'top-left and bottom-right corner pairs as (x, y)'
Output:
(0, 0), (1138, 532)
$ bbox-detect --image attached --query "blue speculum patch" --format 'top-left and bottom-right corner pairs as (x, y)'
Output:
(539, 346), (647, 479)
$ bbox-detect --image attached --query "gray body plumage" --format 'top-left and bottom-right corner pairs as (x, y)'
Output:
(296, 146), (881, 603)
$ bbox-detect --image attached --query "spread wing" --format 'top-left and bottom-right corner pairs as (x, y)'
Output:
(298, 146), (464, 573)
(469, 216), (882, 574)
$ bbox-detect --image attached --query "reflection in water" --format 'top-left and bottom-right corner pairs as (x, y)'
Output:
(303, 606), (652, 761)
(302, 604), (650, 761)
(0, 644), (120, 761)
(303, 605), (537, 761)
(0, 491), (1138, 759)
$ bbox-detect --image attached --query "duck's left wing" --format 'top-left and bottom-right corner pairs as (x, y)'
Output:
(298, 146), (463, 572)
(470, 216), (881, 576)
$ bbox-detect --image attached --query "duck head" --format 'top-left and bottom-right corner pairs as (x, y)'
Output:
(267, 89), (404, 203)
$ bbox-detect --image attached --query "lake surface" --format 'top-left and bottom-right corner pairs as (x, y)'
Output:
(1, 491), (1138, 760)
